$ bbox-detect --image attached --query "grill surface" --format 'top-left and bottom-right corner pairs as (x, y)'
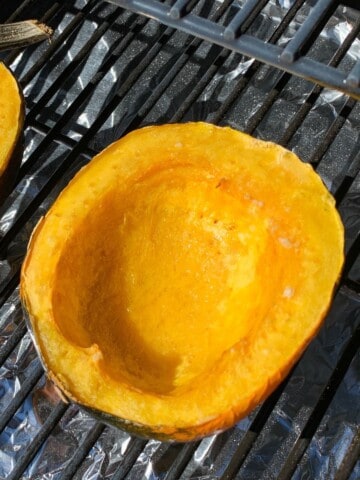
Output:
(108, 0), (360, 99)
(0, 1), (359, 479)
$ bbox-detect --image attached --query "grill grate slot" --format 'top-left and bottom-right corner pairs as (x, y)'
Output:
(0, 0), (359, 478)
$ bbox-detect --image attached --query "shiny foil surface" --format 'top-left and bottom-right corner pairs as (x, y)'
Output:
(0, 0), (359, 478)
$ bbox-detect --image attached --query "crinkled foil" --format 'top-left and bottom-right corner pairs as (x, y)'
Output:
(0, 0), (360, 478)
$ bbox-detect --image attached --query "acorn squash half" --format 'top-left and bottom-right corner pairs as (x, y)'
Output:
(21, 122), (344, 441)
(0, 62), (24, 204)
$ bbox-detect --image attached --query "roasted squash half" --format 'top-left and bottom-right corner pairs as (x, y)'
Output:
(0, 62), (24, 204)
(21, 122), (344, 441)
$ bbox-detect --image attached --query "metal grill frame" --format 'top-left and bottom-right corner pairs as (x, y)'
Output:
(108, 0), (360, 99)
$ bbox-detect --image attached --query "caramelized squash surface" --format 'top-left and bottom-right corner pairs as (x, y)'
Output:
(21, 123), (344, 441)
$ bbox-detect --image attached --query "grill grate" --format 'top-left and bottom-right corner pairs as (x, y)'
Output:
(107, 0), (360, 99)
(0, 0), (359, 479)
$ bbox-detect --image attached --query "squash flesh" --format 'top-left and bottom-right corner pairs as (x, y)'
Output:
(0, 62), (24, 203)
(52, 165), (275, 394)
(21, 122), (344, 440)
(0, 62), (22, 175)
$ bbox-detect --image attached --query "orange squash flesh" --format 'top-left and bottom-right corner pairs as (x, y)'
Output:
(0, 62), (24, 203)
(21, 122), (344, 441)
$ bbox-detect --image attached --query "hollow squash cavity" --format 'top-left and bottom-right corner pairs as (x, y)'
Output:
(52, 165), (279, 394)
(21, 122), (344, 441)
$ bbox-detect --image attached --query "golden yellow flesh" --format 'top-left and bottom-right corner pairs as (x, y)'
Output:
(0, 62), (22, 176)
(53, 167), (274, 394)
(21, 123), (344, 440)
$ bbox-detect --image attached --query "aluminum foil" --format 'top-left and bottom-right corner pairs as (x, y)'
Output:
(0, 0), (359, 478)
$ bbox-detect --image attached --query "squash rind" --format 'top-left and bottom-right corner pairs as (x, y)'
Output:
(20, 122), (344, 441)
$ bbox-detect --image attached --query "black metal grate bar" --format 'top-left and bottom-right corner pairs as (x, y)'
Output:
(311, 97), (357, 167)
(4, 2), (63, 66)
(100, 0), (235, 134)
(0, 322), (27, 365)
(7, 401), (69, 480)
(239, 382), (297, 475)
(122, 44), (219, 129)
(24, 11), (139, 124)
(25, 120), (96, 159)
(0, 271), (21, 310)
(224, 0), (270, 41)
(280, 0), (337, 64)
(107, 40), (224, 136)
(210, 0), (305, 125)
(335, 150), (360, 204)
(170, 46), (229, 122)
(11, 16), (154, 188)
(342, 234), (360, 280)
(276, 326), (360, 480)
(0, 20), (178, 253)
(346, 59), (360, 88)
(0, 27), (181, 246)
(106, 0), (360, 99)
(279, 18), (360, 146)
(0, 23), (187, 316)
(112, 438), (148, 480)
(163, 443), (201, 480)
(242, 73), (291, 135)
(59, 423), (106, 480)
(18, 0), (99, 87)
(0, 2), (235, 260)
(204, 374), (295, 479)
(240, 7), (360, 139)
(0, 360), (43, 434)
(3, 0), (43, 23)
(170, 0), (199, 20)
(334, 428), (360, 480)
(232, 293), (360, 478)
